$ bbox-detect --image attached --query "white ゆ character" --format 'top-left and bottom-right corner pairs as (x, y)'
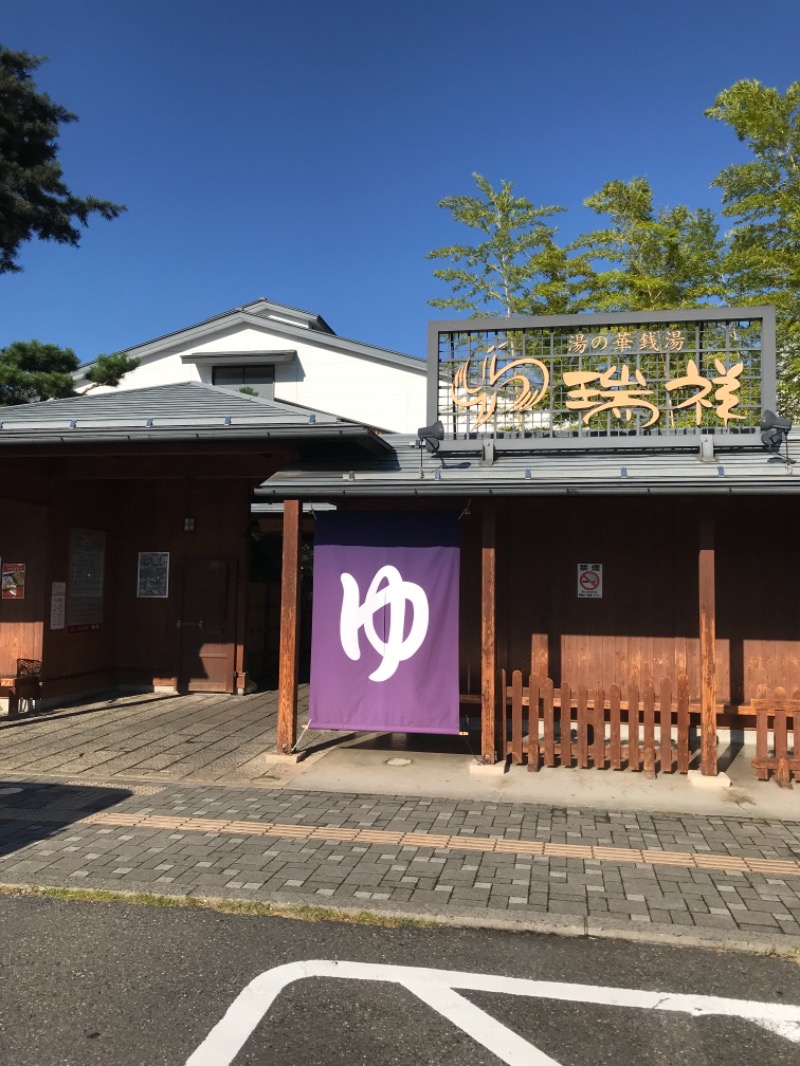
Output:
(339, 565), (429, 682)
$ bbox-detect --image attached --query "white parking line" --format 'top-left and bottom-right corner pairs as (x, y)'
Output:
(185, 959), (800, 1066)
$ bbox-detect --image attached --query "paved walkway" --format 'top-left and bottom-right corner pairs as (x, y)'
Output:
(0, 687), (331, 783)
(3, 691), (800, 953)
(1, 774), (800, 954)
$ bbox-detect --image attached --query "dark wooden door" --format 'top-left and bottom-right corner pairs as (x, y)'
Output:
(178, 558), (237, 693)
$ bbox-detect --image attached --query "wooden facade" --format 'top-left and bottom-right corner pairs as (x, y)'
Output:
(0, 446), (284, 701)
(454, 495), (800, 709)
(0, 381), (386, 710)
(276, 491), (800, 776)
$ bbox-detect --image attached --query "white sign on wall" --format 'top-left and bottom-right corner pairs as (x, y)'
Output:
(577, 563), (603, 599)
(50, 581), (66, 629)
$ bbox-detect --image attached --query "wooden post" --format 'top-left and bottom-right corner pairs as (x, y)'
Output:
(481, 499), (497, 763)
(699, 515), (718, 776)
(277, 499), (301, 754)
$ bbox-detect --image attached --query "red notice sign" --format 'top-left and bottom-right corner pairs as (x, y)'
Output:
(2, 563), (26, 600)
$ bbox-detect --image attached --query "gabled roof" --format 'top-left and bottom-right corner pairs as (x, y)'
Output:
(258, 431), (800, 497)
(0, 382), (390, 451)
(239, 296), (335, 334)
(74, 297), (425, 380)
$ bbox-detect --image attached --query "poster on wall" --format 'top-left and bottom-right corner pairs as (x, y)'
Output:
(137, 552), (170, 598)
(309, 513), (461, 734)
(50, 581), (66, 629)
(67, 528), (105, 632)
(1, 562), (26, 599)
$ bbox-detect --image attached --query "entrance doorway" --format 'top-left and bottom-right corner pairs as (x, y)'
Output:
(178, 557), (237, 692)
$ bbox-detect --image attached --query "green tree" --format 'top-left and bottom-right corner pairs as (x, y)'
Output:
(706, 79), (800, 414)
(83, 352), (140, 391)
(427, 173), (592, 316)
(0, 342), (139, 405)
(0, 340), (78, 404)
(577, 177), (727, 311)
(0, 45), (125, 274)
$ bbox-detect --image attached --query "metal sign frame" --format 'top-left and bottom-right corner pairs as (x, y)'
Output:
(427, 307), (776, 450)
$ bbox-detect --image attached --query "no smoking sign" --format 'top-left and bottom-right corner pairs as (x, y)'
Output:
(577, 563), (603, 599)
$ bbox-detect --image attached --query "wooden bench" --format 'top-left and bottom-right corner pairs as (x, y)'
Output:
(0, 659), (42, 720)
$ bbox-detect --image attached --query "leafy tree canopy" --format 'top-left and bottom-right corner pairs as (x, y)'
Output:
(0, 45), (125, 274)
(427, 173), (593, 316)
(577, 177), (726, 311)
(0, 340), (78, 404)
(83, 352), (140, 390)
(0, 342), (139, 405)
(706, 79), (800, 414)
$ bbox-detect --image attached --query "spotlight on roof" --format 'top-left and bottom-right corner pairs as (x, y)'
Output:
(760, 410), (793, 451)
(417, 420), (444, 453)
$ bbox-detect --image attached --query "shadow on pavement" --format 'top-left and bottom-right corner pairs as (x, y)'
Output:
(345, 731), (480, 756)
(0, 694), (175, 730)
(0, 780), (132, 861)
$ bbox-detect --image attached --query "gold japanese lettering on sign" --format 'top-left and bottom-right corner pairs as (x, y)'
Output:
(563, 365), (659, 427)
(451, 343), (549, 430)
(567, 329), (686, 355)
(449, 328), (748, 432)
(664, 359), (744, 427)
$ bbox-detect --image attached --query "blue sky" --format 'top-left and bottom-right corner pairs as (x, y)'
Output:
(1, 0), (798, 364)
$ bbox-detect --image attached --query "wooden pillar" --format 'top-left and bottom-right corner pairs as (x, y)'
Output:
(481, 499), (497, 763)
(277, 499), (301, 754)
(698, 515), (718, 776)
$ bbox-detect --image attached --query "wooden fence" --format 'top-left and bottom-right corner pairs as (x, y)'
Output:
(502, 671), (691, 777)
(753, 690), (799, 788)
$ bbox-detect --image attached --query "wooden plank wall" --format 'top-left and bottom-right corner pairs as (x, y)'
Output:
(37, 476), (251, 696)
(0, 497), (48, 676)
(37, 478), (120, 692)
(458, 495), (800, 706)
(111, 478), (250, 686)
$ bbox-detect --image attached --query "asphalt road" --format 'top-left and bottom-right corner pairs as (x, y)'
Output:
(2, 896), (800, 1065)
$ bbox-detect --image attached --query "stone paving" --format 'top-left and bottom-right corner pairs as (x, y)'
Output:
(0, 687), (328, 782)
(2, 776), (800, 950)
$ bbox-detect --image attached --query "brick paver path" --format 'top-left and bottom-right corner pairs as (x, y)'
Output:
(1, 777), (800, 947)
(0, 687), (327, 782)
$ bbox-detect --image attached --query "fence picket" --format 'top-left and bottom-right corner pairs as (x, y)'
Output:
(754, 701), (770, 782)
(528, 677), (540, 772)
(511, 670), (524, 766)
(774, 688), (791, 788)
(677, 674), (690, 774)
(560, 681), (572, 768)
(577, 686), (589, 769)
(628, 684), (640, 771)
(593, 685), (605, 769)
(543, 678), (555, 767)
(643, 680), (656, 779)
(609, 685), (622, 770)
(501, 669), (509, 760)
(660, 677), (672, 774)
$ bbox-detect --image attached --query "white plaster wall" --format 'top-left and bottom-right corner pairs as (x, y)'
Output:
(273, 339), (426, 432)
(75, 348), (203, 395)
(78, 323), (428, 432)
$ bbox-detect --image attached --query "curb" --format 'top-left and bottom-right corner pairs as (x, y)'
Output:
(3, 876), (800, 960)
